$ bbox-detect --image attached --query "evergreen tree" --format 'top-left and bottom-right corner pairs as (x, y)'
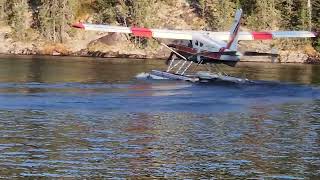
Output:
(6, 0), (30, 39)
(130, 0), (157, 27)
(196, 0), (236, 30)
(92, 0), (117, 23)
(278, 0), (295, 29)
(297, 0), (310, 30)
(37, 0), (78, 43)
(312, 0), (320, 26)
(0, 0), (7, 22)
(246, 0), (281, 30)
(312, 0), (320, 51)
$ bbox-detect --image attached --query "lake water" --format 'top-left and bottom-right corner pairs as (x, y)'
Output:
(0, 56), (319, 179)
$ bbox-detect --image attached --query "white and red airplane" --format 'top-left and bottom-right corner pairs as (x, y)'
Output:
(72, 9), (317, 82)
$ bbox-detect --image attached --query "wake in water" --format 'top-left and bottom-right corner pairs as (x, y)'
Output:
(0, 72), (319, 112)
(135, 72), (250, 84)
(135, 71), (320, 89)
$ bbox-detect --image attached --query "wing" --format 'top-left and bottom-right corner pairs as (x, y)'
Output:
(72, 23), (193, 40)
(72, 23), (317, 41)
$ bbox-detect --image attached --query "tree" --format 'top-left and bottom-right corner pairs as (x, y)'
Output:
(0, 0), (7, 22)
(195, 0), (236, 30)
(297, 0), (310, 30)
(245, 0), (281, 30)
(6, 0), (30, 39)
(311, 0), (320, 51)
(92, 0), (117, 23)
(37, 0), (78, 43)
(312, 0), (320, 26)
(278, 0), (295, 29)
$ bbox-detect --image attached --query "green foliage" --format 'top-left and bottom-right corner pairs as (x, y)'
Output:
(92, 0), (158, 48)
(131, 0), (158, 27)
(0, 0), (7, 22)
(36, 0), (79, 43)
(245, 0), (281, 30)
(314, 37), (320, 52)
(92, 0), (158, 27)
(311, 1), (320, 52)
(193, 0), (236, 30)
(123, 0), (158, 48)
(0, 0), (318, 52)
(278, 0), (295, 29)
(92, 0), (117, 23)
(5, 0), (32, 40)
(297, 0), (309, 30)
(238, 0), (257, 15)
(312, 0), (320, 26)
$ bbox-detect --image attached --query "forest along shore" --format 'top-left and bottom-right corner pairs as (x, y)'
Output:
(0, 1), (319, 63)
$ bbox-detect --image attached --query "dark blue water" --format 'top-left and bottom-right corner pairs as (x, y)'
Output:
(0, 56), (319, 179)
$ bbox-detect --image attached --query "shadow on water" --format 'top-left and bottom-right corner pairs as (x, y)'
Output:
(0, 56), (319, 178)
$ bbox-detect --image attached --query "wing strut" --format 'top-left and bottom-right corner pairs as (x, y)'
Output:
(160, 43), (187, 61)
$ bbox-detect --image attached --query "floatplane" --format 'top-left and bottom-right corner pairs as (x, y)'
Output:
(72, 9), (316, 83)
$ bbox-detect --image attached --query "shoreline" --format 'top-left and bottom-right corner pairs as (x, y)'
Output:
(0, 28), (318, 64)
(0, 52), (319, 65)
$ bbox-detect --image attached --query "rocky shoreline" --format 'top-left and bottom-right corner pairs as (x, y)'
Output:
(2, 44), (319, 64)
(0, 28), (319, 64)
(1, 41), (319, 64)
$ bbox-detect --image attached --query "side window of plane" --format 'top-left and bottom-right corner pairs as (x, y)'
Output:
(188, 40), (192, 47)
(200, 42), (203, 47)
(195, 41), (199, 46)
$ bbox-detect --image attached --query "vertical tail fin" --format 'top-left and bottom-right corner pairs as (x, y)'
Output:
(226, 9), (242, 51)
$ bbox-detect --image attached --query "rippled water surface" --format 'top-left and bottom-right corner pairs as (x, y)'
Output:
(0, 56), (319, 179)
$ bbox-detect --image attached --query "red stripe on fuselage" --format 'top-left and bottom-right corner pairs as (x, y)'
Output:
(252, 32), (273, 40)
(131, 27), (152, 38)
(168, 44), (197, 54)
(168, 44), (224, 60)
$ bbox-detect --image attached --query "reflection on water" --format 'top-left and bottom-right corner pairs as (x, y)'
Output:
(0, 55), (320, 85)
(0, 56), (319, 179)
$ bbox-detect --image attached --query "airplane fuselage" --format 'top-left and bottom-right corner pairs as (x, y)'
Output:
(168, 43), (241, 67)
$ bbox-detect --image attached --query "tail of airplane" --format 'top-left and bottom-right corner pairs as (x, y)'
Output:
(226, 9), (242, 51)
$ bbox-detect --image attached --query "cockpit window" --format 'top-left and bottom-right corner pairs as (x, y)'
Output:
(200, 42), (203, 47)
(195, 41), (199, 46)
